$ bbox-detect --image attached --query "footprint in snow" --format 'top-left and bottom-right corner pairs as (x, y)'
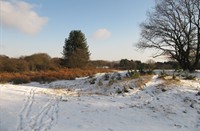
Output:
(107, 128), (114, 131)
(174, 124), (182, 128)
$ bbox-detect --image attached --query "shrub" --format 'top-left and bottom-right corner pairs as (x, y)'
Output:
(123, 87), (129, 93)
(196, 91), (200, 96)
(146, 70), (154, 75)
(111, 75), (115, 80)
(172, 74), (176, 79)
(104, 74), (110, 81)
(116, 88), (122, 94)
(31, 76), (56, 84)
(88, 75), (95, 79)
(126, 70), (133, 77)
(126, 70), (140, 79)
(132, 71), (140, 79)
(181, 72), (196, 80)
(108, 79), (115, 86)
(89, 78), (96, 84)
(116, 73), (122, 80)
(98, 80), (103, 86)
(12, 77), (30, 84)
(158, 70), (168, 79)
(184, 75), (196, 80)
(68, 77), (76, 80)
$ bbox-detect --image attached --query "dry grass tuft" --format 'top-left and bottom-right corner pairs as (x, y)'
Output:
(159, 75), (181, 86)
(135, 75), (153, 89)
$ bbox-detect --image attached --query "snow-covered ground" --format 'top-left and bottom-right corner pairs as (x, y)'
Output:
(0, 71), (200, 131)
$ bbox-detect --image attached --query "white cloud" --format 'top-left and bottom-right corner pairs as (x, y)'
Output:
(0, 0), (48, 35)
(93, 28), (111, 40)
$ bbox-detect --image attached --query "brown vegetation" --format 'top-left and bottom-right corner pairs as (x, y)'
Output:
(0, 68), (112, 84)
(135, 75), (153, 89)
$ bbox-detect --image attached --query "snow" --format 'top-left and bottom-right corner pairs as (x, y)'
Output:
(0, 71), (200, 131)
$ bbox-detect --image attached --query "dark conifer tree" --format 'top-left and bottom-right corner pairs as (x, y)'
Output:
(62, 30), (90, 68)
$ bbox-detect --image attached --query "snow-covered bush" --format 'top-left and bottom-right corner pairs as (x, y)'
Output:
(97, 80), (103, 86)
(104, 74), (110, 81)
(116, 73), (122, 80)
(89, 78), (96, 84)
(116, 88), (122, 94)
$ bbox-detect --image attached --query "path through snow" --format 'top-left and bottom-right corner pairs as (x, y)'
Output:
(16, 87), (61, 131)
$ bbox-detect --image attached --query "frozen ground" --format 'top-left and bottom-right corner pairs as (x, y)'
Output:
(0, 71), (200, 131)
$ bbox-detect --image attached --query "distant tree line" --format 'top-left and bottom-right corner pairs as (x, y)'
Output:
(1, 54), (200, 73)
(0, 53), (61, 72)
(116, 59), (200, 71)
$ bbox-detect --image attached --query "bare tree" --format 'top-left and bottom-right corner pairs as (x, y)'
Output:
(137, 0), (200, 71)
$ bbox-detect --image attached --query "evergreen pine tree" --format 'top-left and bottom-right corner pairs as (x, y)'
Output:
(62, 30), (90, 68)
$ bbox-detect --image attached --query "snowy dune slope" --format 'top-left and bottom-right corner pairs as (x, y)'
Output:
(0, 72), (200, 131)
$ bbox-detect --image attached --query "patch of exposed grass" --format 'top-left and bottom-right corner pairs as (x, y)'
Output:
(159, 75), (181, 87)
(135, 75), (153, 89)
(108, 79), (115, 86)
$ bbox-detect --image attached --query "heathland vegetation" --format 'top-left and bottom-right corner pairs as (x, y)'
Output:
(1, 52), (200, 84)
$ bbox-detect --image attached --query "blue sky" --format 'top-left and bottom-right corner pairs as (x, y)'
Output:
(1, 0), (160, 62)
